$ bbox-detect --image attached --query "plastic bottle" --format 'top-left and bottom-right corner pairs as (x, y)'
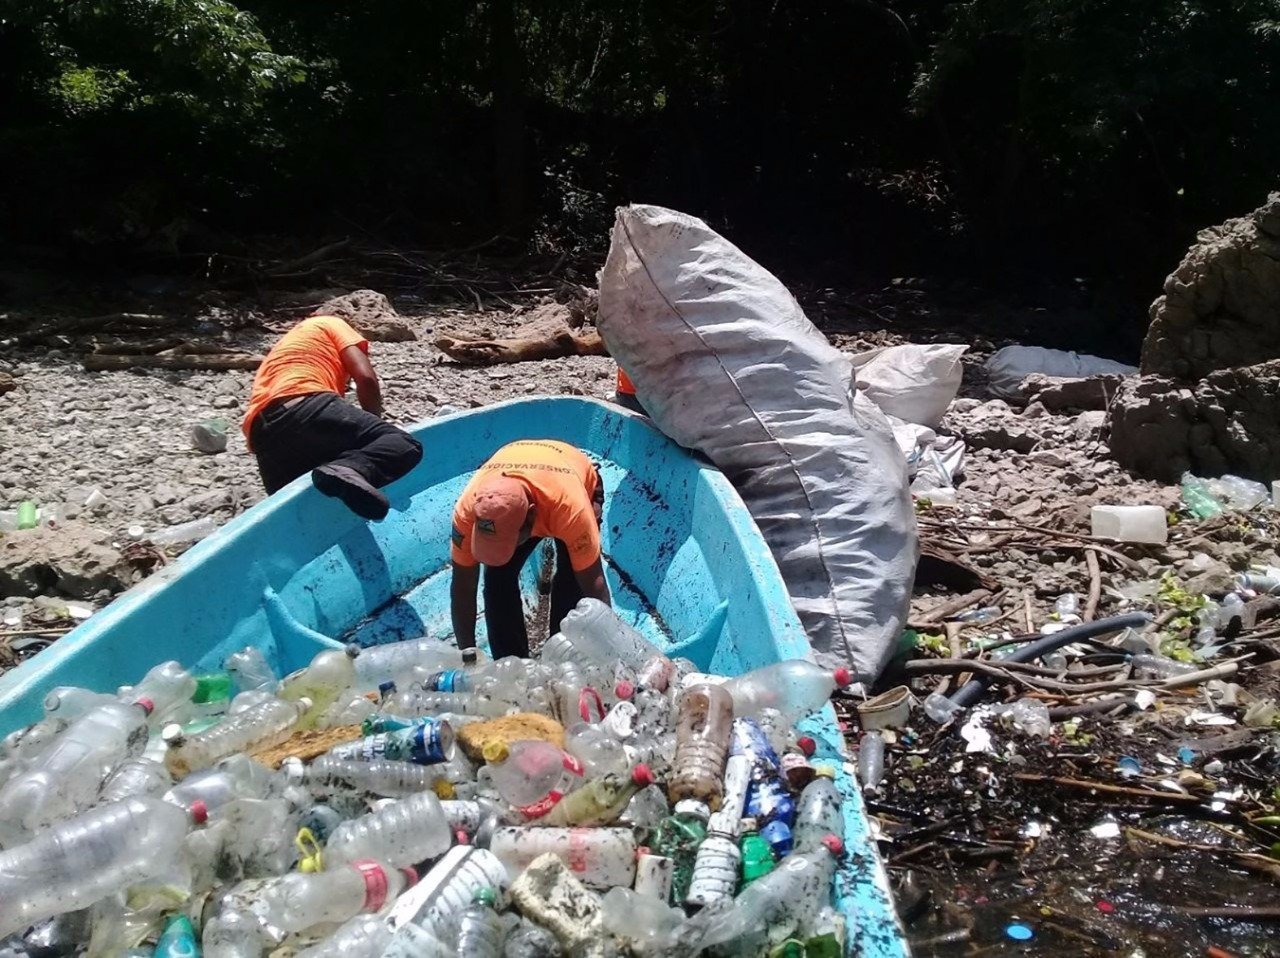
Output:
(601, 887), (684, 956)
(98, 756), (173, 804)
(560, 598), (670, 671)
(279, 646), (360, 722)
(0, 698), (154, 837)
(1236, 568), (1280, 594)
(385, 687), (513, 718)
(201, 909), (262, 958)
(792, 771), (844, 854)
(779, 736), (818, 790)
(669, 683), (734, 810)
(354, 639), (472, 690)
(634, 850), (674, 901)
(482, 740), (585, 819)
(1090, 504), (1168, 544)
(255, 860), (417, 932)
(127, 661), (198, 722)
(155, 914), (198, 958)
(1131, 654), (1199, 679)
(648, 800), (708, 905)
(43, 686), (116, 720)
(621, 783), (670, 829)
(922, 692), (962, 725)
(285, 754), (441, 797)
(636, 655), (675, 693)
(685, 829), (740, 908)
(226, 646), (278, 693)
(383, 846), (508, 943)
(564, 722), (630, 778)
(722, 661), (852, 724)
(294, 915), (392, 958)
(537, 765), (655, 827)
(324, 791), (453, 868)
(487, 827), (636, 888)
(162, 696), (311, 776)
(315, 694), (377, 730)
(0, 796), (205, 936)
(455, 887), (505, 958)
(739, 819), (777, 885)
(731, 719), (795, 826)
(502, 917), (562, 958)
(440, 798), (510, 838)
(327, 720), (455, 766)
(163, 754), (277, 812)
(857, 732), (885, 793)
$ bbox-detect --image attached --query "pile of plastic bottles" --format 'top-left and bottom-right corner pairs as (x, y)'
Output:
(0, 599), (854, 958)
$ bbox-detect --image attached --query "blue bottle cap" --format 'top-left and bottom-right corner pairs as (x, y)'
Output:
(761, 819), (793, 857)
(1005, 923), (1034, 941)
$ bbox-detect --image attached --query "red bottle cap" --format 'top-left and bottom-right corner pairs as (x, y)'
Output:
(456, 828), (471, 845)
(796, 736), (817, 756)
(636, 845), (651, 857)
(400, 866), (419, 887)
(134, 697), (156, 715)
(615, 680), (635, 701)
(821, 834), (845, 856)
(832, 668), (853, 688)
(631, 764), (655, 788)
(188, 800), (209, 825)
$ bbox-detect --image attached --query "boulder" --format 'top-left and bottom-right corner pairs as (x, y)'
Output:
(955, 401), (1042, 453)
(1142, 192), (1280, 380)
(0, 521), (134, 599)
(1107, 359), (1280, 481)
(312, 289), (416, 342)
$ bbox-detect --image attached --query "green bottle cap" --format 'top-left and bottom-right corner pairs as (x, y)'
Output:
(473, 886), (497, 907)
(740, 831), (777, 884)
(768, 940), (805, 958)
(192, 672), (233, 704)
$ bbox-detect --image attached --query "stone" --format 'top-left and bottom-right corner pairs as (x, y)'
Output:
(1017, 373), (1128, 411)
(182, 489), (232, 514)
(313, 289), (416, 342)
(1073, 410), (1106, 441)
(1107, 360), (1280, 481)
(1143, 192), (1280, 380)
(0, 521), (133, 598)
(0, 372), (16, 395)
(212, 395), (237, 409)
(153, 483), (179, 505)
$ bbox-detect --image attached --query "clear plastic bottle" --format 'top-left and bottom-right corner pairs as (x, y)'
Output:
(537, 765), (655, 827)
(327, 720), (455, 765)
(635, 655), (675, 693)
(482, 740), (585, 819)
(354, 640), (474, 690)
(98, 756), (172, 804)
(857, 732), (885, 793)
(255, 860), (417, 932)
(163, 754), (278, 812)
(279, 647), (360, 723)
(385, 687), (513, 718)
(487, 827), (636, 889)
(792, 771), (844, 854)
(601, 887), (685, 956)
(722, 661), (852, 723)
(503, 917), (562, 958)
(0, 698), (154, 838)
(295, 914), (392, 958)
(0, 796), (206, 936)
(564, 722), (629, 778)
(1131, 654), (1199, 679)
(43, 686), (116, 721)
(201, 908), (262, 958)
(126, 661), (198, 723)
(387, 846), (509, 943)
(162, 696), (310, 776)
(315, 694), (378, 729)
(456, 887), (505, 958)
(560, 598), (670, 672)
(226, 647), (278, 693)
(669, 683), (734, 810)
(440, 798), (510, 837)
(285, 755), (441, 797)
(621, 784), (670, 829)
(324, 791), (453, 868)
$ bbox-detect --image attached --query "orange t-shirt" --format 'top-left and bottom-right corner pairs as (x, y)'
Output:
(616, 368), (637, 395)
(451, 440), (601, 571)
(241, 316), (368, 446)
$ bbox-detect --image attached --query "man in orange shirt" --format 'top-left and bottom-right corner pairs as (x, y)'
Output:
(450, 439), (609, 658)
(243, 315), (422, 520)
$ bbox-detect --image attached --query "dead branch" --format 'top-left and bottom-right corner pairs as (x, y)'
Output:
(84, 353), (263, 372)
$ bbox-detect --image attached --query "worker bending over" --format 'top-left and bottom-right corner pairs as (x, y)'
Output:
(243, 315), (422, 519)
(450, 439), (609, 658)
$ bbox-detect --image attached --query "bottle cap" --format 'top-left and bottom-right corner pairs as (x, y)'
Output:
(636, 845), (650, 857)
(282, 757), (304, 782)
(462, 648), (479, 665)
(821, 834), (845, 856)
(615, 680), (635, 701)
(472, 886), (496, 907)
(297, 696), (314, 711)
(344, 643), (361, 659)
(161, 723), (185, 745)
(674, 799), (710, 821)
(188, 800), (209, 825)
(379, 681), (396, 696)
(796, 736), (817, 756)
(400, 866), (419, 887)
(456, 828), (471, 846)
(134, 697), (156, 715)
(814, 764), (837, 780)
(631, 763), (655, 788)
(832, 668), (853, 688)
(740, 816), (759, 832)
(482, 740), (510, 764)
(432, 779), (456, 800)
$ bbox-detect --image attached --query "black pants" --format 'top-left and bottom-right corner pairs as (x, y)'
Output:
(484, 538), (582, 659)
(250, 393), (423, 495)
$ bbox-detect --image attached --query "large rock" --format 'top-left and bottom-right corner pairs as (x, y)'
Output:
(312, 289), (416, 342)
(1107, 359), (1280, 481)
(1142, 193), (1280, 380)
(0, 521), (134, 599)
(1016, 373), (1128, 411)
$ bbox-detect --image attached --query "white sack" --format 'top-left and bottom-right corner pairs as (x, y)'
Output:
(850, 343), (967, 428)
(597, 204), (918, 681)
(986, 345), (1136, 400)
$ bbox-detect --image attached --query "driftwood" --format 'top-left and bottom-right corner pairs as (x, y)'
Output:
(84, 353), (263, 372)
(435, 328), (605, 365)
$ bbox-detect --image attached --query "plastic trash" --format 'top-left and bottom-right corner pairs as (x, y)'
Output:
(669, 683), (734, 810)
(600, 886), (684, 955)
(354, 639), (474, 690)
(792, 770), (844, 854)
(226, 646), (277, 693)
(537, 765), (655, 827)
(253, 860), (417, 932)
(328, 720), (455, 765)
(98, 756), (173, 804)
(856, 732), (885, 793)
(148, 516), (221, 547)
(16, 501), (38, 530)
(722, 661), (852, 724)
(385, 846), (509, 943)
(294, 915), (393, 958)
(1131, 654), (1199, 679)
(0, 796), (206, 936)
(560, 598), (671, 673)
(279, 646), (360, 721)
(191, 418), (229, 454)
(686, 829), (740, 908)
(739, 819), (777, 885)
(323, 791), (453, 868)
(155, 914), (198, 958)
(488, 827), (636, 889)
(998, 699), (1051, 738)
(285, 754), (442, 797)
(508, 853), (605, 956)
(1091, 505), (1167, 544)
(503, 917), (564, 958)
(481, 740), (585, 819)
(634, 850), (675, 901)
(849, 343), (967, 429)
(455, 887), (505, 958)
(731, 720), (794, 827)
(162, 696), (311, 776)
(922, 692), (963, 725)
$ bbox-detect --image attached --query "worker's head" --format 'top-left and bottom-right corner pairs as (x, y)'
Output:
(470, 475), (534, 566)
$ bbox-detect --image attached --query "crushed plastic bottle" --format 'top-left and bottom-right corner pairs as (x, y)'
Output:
(162, 696), (311, 776)
(323, 791), (452, 868)
(226, 647), (278, 693)
(253, 859), (417, 932)
(455, 887), (505, 958)
(488, 827), (636, 889)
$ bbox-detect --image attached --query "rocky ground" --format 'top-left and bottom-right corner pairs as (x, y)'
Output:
(2, 278), (1278, 954)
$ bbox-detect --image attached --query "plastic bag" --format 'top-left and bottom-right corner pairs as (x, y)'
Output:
(597, 205), (918, 681)
(849, 344), (967, 428)
(985, 346), (1135, 400)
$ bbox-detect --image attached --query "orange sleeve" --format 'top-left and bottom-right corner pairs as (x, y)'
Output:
(317, 316), (369, 355)
(450, 501), (478, 567)
(552, 498), (602, 572)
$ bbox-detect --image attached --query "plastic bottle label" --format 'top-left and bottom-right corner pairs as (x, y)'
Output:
(355, 860), (390, 911)
(567, 827), (591, 874)
(518, 790), (565, 819)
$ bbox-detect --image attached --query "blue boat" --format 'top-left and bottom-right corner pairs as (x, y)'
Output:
(0, 397), (904, 956)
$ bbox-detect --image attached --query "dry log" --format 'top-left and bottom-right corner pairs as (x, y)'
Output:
(84, 353), (263, 372)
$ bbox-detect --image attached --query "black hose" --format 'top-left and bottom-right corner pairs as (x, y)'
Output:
(947, 611), (1152, 710)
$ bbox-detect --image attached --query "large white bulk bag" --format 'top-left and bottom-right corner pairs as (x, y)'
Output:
(597, 204), (917, 681)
